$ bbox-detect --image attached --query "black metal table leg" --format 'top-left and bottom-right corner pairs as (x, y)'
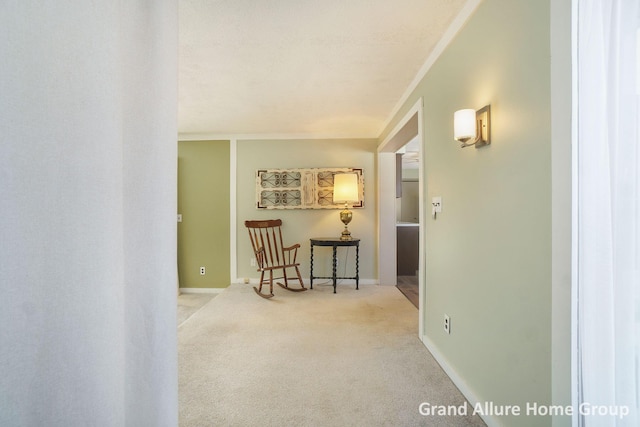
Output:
(310, 242), (314, 289)
(332, 246), (337, 293)
(355, 243), (359, 290)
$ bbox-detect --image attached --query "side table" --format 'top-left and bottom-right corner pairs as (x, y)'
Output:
(309, 238), (360, 293)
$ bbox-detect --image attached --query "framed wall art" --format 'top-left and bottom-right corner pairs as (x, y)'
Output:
(255, 168), (364, 210)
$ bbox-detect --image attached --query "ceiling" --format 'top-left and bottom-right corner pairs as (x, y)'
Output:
(178, 0), (468, 138)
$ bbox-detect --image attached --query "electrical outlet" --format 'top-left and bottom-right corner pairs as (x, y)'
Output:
(199, 266), (206, 275)
(444, 314), (451, 334)
(250, 258), (256, 267)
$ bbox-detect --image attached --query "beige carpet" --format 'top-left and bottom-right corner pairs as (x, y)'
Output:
(178, 282), (486, 426)
(178, 293), (217, 326)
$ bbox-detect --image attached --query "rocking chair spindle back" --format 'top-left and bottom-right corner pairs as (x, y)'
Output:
(244, 219), (306, 299)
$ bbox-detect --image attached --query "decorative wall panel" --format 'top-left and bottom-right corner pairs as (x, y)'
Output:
(256, 168), (364, 209)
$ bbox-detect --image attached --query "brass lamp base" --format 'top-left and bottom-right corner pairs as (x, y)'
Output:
(340, 205), (353, 240)
(341, 227), (352, 241)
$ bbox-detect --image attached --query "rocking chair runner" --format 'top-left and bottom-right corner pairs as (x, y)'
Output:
(244, 219), (306, 298)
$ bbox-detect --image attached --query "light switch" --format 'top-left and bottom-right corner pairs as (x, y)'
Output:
(431, 197), (442, 213)
(431, 197), (442, 219)
(177, 214), (182, 223)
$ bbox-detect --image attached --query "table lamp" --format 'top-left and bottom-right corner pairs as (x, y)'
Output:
(332, 173), (359, 240)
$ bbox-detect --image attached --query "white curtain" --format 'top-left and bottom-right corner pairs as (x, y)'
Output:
(576, 0), (640, 426)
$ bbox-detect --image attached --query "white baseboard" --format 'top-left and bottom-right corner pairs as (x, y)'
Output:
(179, 287), (226, 294)
(420, 334), (500, 427)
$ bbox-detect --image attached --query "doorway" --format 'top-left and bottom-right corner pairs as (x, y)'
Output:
(396, 136), (420, 308)
(377, 98), (425, 338)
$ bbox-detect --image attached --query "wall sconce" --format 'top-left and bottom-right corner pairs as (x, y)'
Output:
(332, 173), (359, 240)
(453, 105), (491, 148)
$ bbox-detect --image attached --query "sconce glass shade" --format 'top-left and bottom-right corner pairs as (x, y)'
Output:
(453, 105), (491, 148)
(333, 173), (359, 203)
(454, 109), (477, 142)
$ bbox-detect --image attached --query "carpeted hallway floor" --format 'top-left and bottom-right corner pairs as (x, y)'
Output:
(178, 283), (486, 426)
(177, 292), (217, 327)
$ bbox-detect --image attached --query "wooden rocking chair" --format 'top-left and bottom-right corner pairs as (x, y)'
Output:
(245, 219), (307, 299)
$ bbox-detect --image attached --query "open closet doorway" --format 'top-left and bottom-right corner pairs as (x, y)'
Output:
(377, 98), (425, 338)
(396, 136), (420, 308)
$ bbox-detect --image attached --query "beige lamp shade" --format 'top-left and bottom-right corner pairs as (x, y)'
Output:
(333, 173), (359, 203)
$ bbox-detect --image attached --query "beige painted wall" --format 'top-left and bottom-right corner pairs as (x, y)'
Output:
(236, 139), (377, 284)
(178, 140), (231, 288)
(549, 1), (573, 425)
(380, 0), (554, 425)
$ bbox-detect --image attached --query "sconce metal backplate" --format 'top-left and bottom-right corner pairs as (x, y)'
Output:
(474, 105), (491, 148)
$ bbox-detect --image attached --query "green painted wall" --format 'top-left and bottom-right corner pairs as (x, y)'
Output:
(178, 140), (230, 288)
(380, 0), (554, 425)
(236, 139), (377, 283)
